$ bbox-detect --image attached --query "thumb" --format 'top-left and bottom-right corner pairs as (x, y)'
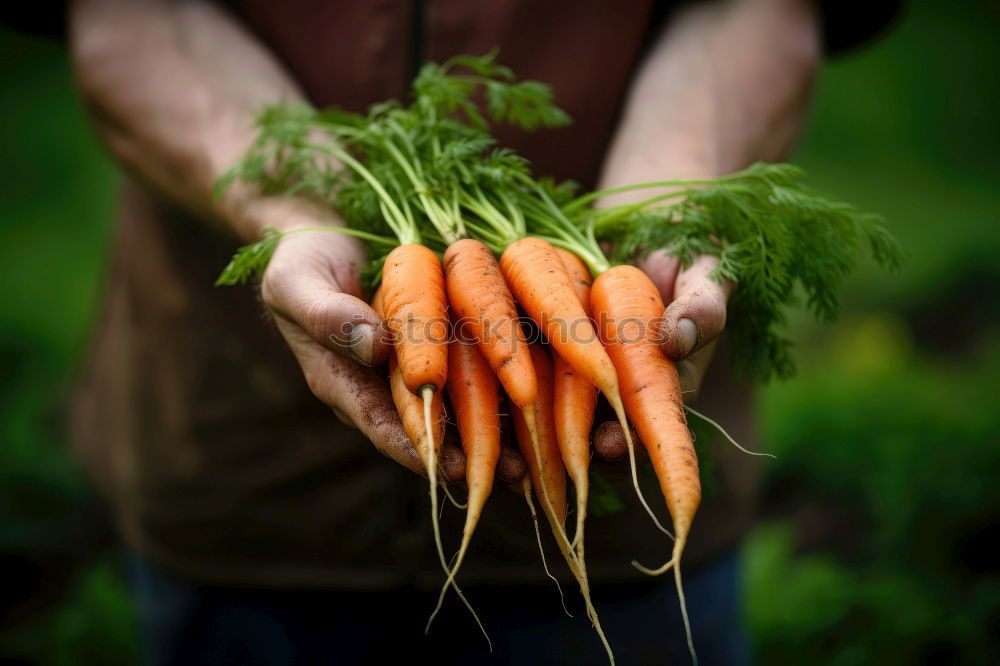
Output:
(660, 254), (732, 361)
(263, 272), (391, 367)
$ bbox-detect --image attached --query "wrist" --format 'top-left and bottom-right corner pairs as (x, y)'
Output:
(223, 193), (343, 241)
(596, 149), (722, 208)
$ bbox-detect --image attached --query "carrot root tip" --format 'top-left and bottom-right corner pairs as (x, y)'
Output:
(684, 405), (776, 459)
(522, 404), (578, 565)
(440, 481), (469, 509)
(571, 486), (587, 555)
(630, 557), (676, 577)
(675, 557), (697, 666)
(422, 388), (490, 649)
(522, 477), (572, 618)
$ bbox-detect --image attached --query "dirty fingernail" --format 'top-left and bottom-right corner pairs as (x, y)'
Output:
(677, 318), (698, 357)
(348, 323), (374, 366)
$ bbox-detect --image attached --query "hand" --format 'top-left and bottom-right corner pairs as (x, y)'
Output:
(258, 216), (526, 484)
(260, 223), (444, 474)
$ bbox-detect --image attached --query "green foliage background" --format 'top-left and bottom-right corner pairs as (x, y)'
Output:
(1, 2), (997, 663)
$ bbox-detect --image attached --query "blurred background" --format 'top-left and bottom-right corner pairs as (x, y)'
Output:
(1, 1), (997, 664)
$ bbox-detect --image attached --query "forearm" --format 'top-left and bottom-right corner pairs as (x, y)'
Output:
(599, 0), (821, 193)
(70, 0), (328, 240)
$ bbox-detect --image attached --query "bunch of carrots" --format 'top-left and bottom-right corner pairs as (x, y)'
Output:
(217, 53), (902, 664)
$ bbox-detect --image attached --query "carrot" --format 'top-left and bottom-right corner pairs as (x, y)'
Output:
(374, 287), (489, 642)
(372, 285), (447, 472)
(445, 237), (563, 547)
(443, 238), (537, 409)
(554, 246), (594, 309)
(379, 243), (450, 571)
(381, 244), (449, 394)
(500, 237), (667, 538)
(511, 343), (614, 664)
(511, 344), (567, 529)
(386, 348), (446, 482)
(426, 317), (501, 639)
(553, 248), (598, 554)
(500, 238), (610, 400)
(590, 264), (701, 664)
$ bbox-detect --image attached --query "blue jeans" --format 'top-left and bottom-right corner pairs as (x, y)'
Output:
(128, 550), (749, 665)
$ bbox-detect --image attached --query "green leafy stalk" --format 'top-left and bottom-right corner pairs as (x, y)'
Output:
(214, 54), (902, 386)
(575, 162), (905, 382)
(214, 52), (571, 289)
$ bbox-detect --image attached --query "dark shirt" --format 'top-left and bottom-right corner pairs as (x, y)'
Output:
(60, 0), (899, 588)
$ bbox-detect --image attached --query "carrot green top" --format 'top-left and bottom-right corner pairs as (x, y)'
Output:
(215, 52), (903, 383)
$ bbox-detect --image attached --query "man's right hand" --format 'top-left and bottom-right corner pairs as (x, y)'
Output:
(259, 223), (434, 472)
(257, 217), (528, 485)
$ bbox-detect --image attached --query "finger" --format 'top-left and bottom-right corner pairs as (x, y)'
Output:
(283, 326), (430, 477)
(592, 421), (644, 464)
(262, 270), (391, 367)
(635, 248), (680, 300)
(660, 254), (732, 361)
(496, 445), (528, 486)
(438, 441), (467, 484)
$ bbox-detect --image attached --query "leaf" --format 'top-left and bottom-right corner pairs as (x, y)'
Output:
(214, 227), (283, 286)
(448, 50), (514, 80)
(590, 162), (904, 382)
(485, 80), (571, 131)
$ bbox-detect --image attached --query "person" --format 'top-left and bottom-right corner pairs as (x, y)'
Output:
(53, 0), (896, 663)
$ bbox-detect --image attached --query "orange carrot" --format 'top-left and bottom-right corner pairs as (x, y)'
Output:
(511, 343), (613, 664)
(511, 344), (567, 529)
(426, 317), (501, 638)
(374, 252), (451, 596)
(554, 246), (594, 309)
(373, 286), (446, 472)
(381, 244), (449, 394)
(553, 248), (598, 554)
(591, 264), (701, 663)
(374, 288), (487, 642)
(445, 238), (556, 546)
(500, 238), (612, 402)
(387, 349), (446, 478)
(444, 238), (537, 409)
(501, 237), (665, 538)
